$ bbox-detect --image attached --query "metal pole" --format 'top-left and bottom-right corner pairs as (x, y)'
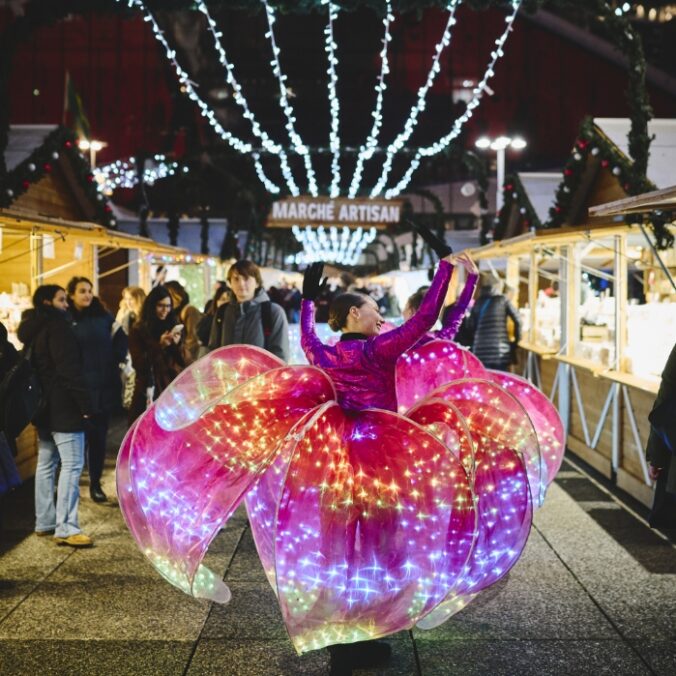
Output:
(639, 222), (676, 293)
(496, 147), (506, 213)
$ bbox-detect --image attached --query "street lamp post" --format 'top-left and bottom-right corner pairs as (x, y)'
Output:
(475, 135), (527, 213)
(78, 139), (107, 167)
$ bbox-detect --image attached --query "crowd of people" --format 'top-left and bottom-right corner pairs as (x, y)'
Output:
(0, 252), (672, 555)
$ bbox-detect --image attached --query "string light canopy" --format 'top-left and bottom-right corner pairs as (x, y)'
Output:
(117, 0), (522, 200)
(289, 224), (378, 266)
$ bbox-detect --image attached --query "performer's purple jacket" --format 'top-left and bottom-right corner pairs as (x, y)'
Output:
(301, 260), (470, 413)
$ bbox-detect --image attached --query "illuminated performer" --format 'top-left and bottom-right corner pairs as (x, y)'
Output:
(116, 222), (564, 661)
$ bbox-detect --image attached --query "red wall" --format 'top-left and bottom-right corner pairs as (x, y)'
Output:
(3, 6), (675, 169)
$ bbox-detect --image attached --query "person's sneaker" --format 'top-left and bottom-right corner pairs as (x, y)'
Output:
(53, 534), (93, 547)
(90, 484), (108, 503)
(34, 529), (55, 537)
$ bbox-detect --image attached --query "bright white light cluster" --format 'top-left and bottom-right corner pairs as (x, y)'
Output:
(290, 224), (377, 265)
(197, 0), (296, 195)
(370, 1), (461, 198)
(94, 155), (186, 193)
(384, 0), (522, 199)
(263, 1), (318, 197)
(348, 1), (394, 199)
(323, 1), (342, 199)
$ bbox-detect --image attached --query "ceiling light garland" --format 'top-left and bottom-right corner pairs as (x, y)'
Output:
(323, 1), (341, 199)
(384, 0), (522, 199)
(263, 0), (318, 197)
(370, 0), (462, 199)
(347, 1), (393, 199)
(290, 224), (377, 266)
(119, 0), (254, 155)
(253, 152), (281, 194)
(197, 0), (298, 196)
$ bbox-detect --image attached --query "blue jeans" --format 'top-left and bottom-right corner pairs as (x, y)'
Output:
(35, 431), (85, 537)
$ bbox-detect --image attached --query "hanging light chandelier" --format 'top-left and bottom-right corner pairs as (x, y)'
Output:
(289, 225), (378, 266)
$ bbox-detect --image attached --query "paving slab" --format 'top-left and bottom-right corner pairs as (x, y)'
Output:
(415, 639), (652, 676)
(186, 638), (329, 676)
(0, 640), (193, 676)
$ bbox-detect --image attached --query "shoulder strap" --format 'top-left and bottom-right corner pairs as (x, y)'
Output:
(261, 301), (273, 349)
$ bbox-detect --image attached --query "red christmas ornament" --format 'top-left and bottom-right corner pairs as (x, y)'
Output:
(64, 140), (73, 149)
(104, 205), (112, 213)
(43, 163), (52, 173)
(22, 180), (30, 189)
(555, 206), (562, 214)
(601, 159), (609, 168)
(87, 174), (95, 182)
(564, 169), (573, 177)
(577, 139), (588, 149)
(505, 184), (513, 191)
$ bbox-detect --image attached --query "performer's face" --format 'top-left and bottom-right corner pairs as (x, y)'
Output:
(230, 272), (257, 303)
(349, 297), (383, 337)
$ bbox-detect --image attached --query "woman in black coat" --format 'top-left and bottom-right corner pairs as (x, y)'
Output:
(67, 277), (128, 503)
(646, 341), (676, 528)
(18, 285), (94, 547)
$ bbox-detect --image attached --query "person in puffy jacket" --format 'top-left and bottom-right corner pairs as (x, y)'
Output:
(208, 260), (289, 362)
(18, 285), (93, 547)
(67, 277), (127, 503)
(469, 274), (521, 371)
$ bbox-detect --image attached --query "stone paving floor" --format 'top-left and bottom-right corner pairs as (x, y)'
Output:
(0, 418), (675, 675)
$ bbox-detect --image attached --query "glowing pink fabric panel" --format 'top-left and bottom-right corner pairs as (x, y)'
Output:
(396, 340), (486, 411)
(272, 404), (476, 651)
(487, 370), (565, 487)
(117, 342), (563, 654)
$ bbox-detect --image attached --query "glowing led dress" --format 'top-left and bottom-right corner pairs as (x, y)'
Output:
(117, 261), (564, 654)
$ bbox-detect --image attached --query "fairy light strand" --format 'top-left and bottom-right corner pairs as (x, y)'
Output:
(348, 1), (394, 199)
(323, 1), (342, 198)
(384, 0), (522, 199)
(262, 0), (318, 197)
(196, 0), (298, 195)
(253, 153), (282, 194)
(370, 1), (462, 198)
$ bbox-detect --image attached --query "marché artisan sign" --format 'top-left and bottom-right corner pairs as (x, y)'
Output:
(267, 196), (402, 228)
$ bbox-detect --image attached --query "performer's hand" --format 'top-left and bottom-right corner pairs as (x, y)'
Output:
(407, 219), (453, 258)
(648, 463), (662, 481)
(451, 251), (479, 275)
(302, 262), (327, 301)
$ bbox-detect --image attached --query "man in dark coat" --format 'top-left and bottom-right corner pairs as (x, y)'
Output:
(646, 341), (676, 528)
(208, 260), (289, 362)
(18, 285), (94, 547)
(470, 274), (521, 371)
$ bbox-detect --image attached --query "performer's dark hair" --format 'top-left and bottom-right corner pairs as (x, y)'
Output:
(328, 293), (369, 332)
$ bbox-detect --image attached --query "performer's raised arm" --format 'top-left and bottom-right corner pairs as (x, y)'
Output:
(437, 252), (479, 341)
(371, 222), (454, 363)
(300, 262), (327, 364)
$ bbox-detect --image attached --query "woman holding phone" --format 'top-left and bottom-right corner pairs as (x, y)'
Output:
(127, 286), (187, 424)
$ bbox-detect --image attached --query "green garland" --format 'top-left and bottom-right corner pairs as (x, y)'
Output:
(546, 116), (653, 228)
(0, 126), (115, 228)
(493, 172), (541, 241)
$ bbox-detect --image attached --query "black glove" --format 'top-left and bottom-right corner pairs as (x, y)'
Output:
(302, 262), (327, 301)
(407, 219), (453, 258)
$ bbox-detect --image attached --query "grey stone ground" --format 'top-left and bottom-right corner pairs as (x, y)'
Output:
(0, 419), (674, 675)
